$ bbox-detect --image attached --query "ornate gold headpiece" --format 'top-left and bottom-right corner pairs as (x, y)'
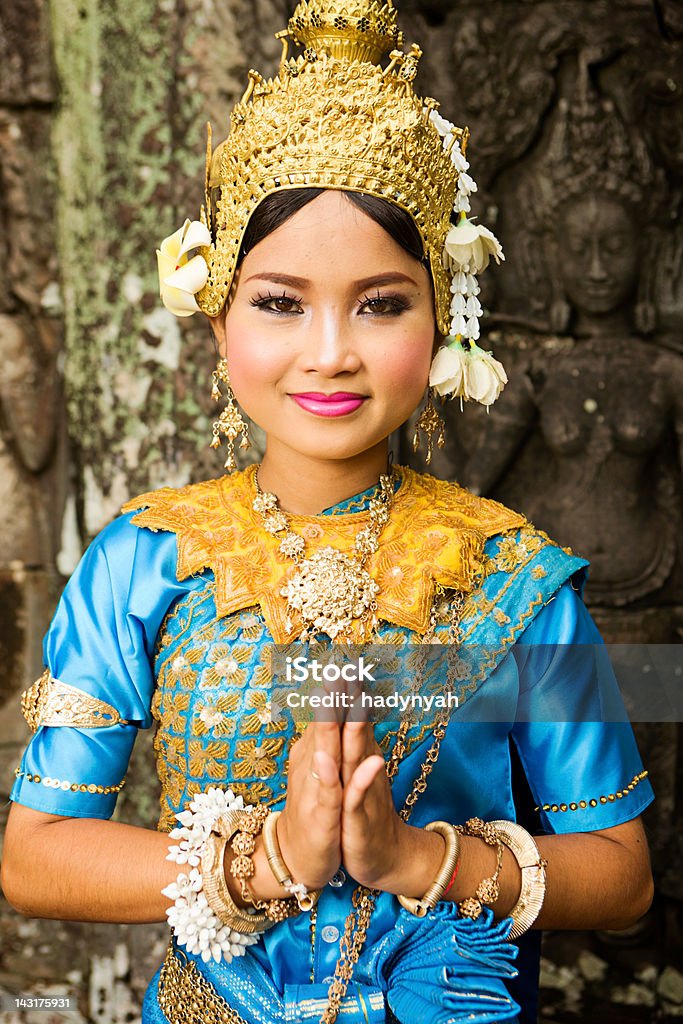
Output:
(157, 0), (508, 408)
(202, 0), (468, 332)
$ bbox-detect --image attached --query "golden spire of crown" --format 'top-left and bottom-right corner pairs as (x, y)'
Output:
(190, 0), (472, 335)
(287, 0), (400, 65)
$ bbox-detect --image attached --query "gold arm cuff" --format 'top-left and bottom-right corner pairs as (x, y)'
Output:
(200, 833), (271, 934)
(489, 819), (547, 940)
(21, 669), (128, 732)
(397, 820), (461, 917)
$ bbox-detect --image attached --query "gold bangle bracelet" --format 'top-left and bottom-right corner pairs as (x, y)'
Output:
(200, 833), (271, 934)
(261, 810), (321, 912)
(488, 820), (547, 940)
(397, 820), (461, 917)
(214, 809), (252, 840)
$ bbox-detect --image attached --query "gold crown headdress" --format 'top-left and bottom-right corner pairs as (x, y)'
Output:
(157, 0), (507, 407)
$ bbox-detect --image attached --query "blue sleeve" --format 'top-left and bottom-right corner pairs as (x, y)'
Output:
(510, 581), (654, 834)
(10, 512), (187, 820)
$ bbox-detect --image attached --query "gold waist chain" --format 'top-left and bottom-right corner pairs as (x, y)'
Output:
(158, 943), (250, 1024)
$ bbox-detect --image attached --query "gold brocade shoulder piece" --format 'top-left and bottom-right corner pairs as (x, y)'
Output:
(21, 669), (128, 732)
(122, 465), (525, 642)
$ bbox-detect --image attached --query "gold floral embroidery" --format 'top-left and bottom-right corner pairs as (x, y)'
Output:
(199, 643), (251, 688)
(241, 692), (286, 734)
(158, 692), (191, 732)
(536, 771), (649, 813)
(229, 781), (278, 807)
(493, 608), (511, 626)
(155, 734), (187, 774)
(239, 611), (265, 640)
(233, 737), (285, 779)
(144, 478), (580, 832)
(162, 765), (187, 810)
(462, 591), (495, 620)
(372, 547), (415, 605)
(188, 740), (230, 779)
(167, 649), (203, 688)
(491, 536), (531, 574)
(302, 523), (324, 540)
(532, 566), (547, 579)
(123, 465), (525, 643)
(194, 693), (240, 736)
(251, 662), (274, 687)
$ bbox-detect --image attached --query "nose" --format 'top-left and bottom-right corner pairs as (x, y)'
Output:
(299, 309), (362, 377)
(587, 239), (609, 283)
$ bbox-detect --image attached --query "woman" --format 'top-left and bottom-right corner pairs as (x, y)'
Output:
(2, 3), (654, 1023)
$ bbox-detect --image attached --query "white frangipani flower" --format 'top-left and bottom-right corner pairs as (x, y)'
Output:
(444, 217), (505, 274)
(465, 344), (508, 407)
(429, 340), (468, 398)
(157, 219), (211, 317)
(429, 338), (508, 408)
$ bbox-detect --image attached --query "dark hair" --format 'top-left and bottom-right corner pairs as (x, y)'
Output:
(237, 188), (427, 268)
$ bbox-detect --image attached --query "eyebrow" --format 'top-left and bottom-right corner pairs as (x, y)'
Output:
(243, 271), (421, 289)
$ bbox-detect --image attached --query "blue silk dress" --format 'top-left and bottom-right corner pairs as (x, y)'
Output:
(10, 466), (654, 1024)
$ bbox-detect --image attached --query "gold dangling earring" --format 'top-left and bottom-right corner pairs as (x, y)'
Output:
(210, 358), (251, 472)
(412, 386), (446, 465)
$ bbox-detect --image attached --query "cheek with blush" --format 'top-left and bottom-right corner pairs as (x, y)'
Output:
(383, 334), (434, 401)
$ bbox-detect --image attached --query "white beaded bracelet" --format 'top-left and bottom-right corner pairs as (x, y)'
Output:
(161, 786), (261, 963)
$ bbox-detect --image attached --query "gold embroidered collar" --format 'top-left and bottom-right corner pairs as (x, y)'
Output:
(122, 465), (524, 643)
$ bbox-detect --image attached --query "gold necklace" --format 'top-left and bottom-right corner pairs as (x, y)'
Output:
(253, 467), (398, 641)
(254, 468), (466, 1024)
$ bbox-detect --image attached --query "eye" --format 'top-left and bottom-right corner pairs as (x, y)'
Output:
(250, 291), (304, 315)
(603, 235), (629, 255)
(358, 292), (410, 316)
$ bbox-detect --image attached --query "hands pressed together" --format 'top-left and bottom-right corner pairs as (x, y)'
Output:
(277, 718), (409, 893)
(227, 703), (447, 910)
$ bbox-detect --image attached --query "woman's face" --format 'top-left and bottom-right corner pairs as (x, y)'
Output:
(559, 194), (640, 315)
(211, 191), (438, 468)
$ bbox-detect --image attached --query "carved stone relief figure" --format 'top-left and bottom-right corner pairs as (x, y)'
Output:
(435, 50), (683, 901)
(640, 48), (683, 349)
(454, 59), (683, 639)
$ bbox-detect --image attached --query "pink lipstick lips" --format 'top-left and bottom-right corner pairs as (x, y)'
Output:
(290, 392), (367, 417)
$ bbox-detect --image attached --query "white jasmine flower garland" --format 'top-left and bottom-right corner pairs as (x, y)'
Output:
(161, 786), (260, 963)
(428, 108), (508, 409)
